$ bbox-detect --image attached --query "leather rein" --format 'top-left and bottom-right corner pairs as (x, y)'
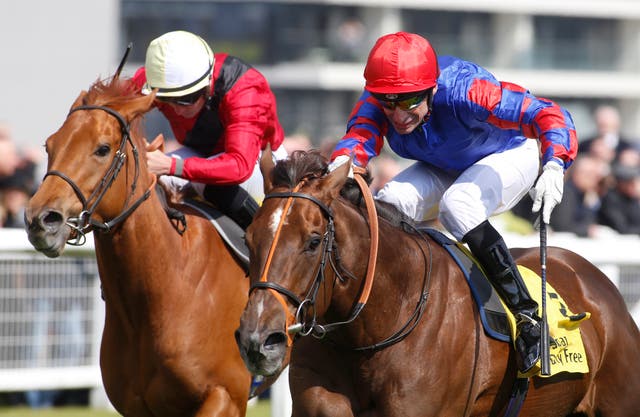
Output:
(44, 105), (155, 245)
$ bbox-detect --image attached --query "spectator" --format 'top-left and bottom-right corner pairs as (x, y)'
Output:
(598, 163), (640, 235)
(0, 123), (20, 178)
(550, 155), (608, 237)
(318, 136), (339, 161)
(0, 161), (36, 228)
(282, 133), (312, 154)
(579, 105), (634, 162)
(369, 154), (402, 195)
(0, 123), (42, 228)
(329, 17), (367, 62)
(617, 147), (640, 168)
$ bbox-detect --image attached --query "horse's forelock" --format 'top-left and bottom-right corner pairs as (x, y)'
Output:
(78, 77), (148, 145)
(84, 77), (140, 107)
(272, 150), (328, 188)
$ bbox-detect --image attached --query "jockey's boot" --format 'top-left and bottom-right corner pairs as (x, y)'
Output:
(463, 220), (541, 373)
(203, 184), (259, 230)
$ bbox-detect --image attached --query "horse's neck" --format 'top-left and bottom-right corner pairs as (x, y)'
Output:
(93, 188), (181, 298)
(331, 205), (449, 344)
(329, 206), (402, 306)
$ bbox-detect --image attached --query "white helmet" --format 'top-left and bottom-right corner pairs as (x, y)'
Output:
(142, 31), (214, 97)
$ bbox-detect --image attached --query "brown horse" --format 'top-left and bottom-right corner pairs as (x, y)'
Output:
(235, 150), (640, 417)
(25, 77), (253, 417)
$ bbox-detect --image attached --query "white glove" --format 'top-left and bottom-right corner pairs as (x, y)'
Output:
(530, 160), (564, 225)
(327, 155), (354, 178)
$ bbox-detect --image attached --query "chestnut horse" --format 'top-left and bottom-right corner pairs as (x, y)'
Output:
(25, 77), (253, 417)
(235, 150), (640, 417)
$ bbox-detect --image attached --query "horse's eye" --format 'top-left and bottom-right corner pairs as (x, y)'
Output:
(95, 144), (111, 157)
(305, 234), (322, 253)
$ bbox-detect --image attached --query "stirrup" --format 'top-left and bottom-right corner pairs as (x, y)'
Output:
(515, 312), (539, 327)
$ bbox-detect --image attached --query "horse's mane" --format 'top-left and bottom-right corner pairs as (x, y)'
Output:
(272, 150), (415, 231)
(83, 77), (141, 107)
(78, 76), (148, 140)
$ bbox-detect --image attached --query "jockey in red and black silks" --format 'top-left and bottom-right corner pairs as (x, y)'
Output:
(132, 31), (286, 229)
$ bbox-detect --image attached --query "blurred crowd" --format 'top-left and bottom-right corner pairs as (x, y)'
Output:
(512, 105), (640, 238)
(0, 122), (43, 229)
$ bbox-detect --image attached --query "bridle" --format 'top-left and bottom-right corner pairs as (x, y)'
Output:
(44, 105), (154, 245)
(250, 174), (379, 347)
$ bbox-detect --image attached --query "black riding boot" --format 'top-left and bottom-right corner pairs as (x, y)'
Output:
(463, 220), (541, 373)
(203, 184), (259, 230)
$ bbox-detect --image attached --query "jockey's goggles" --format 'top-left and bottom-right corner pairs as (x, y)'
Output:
(373, 91), (428, 111)
(157, 89), (205, 106)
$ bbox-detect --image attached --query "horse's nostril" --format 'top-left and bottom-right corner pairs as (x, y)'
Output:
(42, 210), (63, 227)
(264, 332), (286, 347)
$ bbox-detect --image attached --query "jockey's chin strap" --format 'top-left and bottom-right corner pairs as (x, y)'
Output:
(250, 172), (379, 346)
(44, 105), (155, 245)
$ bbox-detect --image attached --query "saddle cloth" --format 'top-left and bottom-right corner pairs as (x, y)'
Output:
(421, 228), (590, 378)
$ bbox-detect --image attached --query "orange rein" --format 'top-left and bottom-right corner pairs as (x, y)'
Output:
(258, 182), (305, 346)
(353, 169), (378, 307)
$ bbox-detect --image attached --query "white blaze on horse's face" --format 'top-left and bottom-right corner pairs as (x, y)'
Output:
(268, 207), (285, 236)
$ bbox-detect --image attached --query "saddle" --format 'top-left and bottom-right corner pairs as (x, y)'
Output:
(182, 198), (250, 269)
(156, 183), (250, 271)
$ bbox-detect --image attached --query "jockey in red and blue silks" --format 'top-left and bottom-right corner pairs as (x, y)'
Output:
(333, 55), (576, 173)
(329, 32), (578, 376)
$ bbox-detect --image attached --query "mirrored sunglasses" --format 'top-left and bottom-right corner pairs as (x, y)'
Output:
(376, 93), (427, 111)
(157, 90), (204, 106)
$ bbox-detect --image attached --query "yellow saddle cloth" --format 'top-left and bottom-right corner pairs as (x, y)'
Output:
(510, 266), (591, 379)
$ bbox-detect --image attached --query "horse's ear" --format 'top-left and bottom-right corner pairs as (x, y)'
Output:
(260, 143), (275, 192)
(126, 90), (156, 120)
(322, 156), (352, 200)
(147, 134), (165, 153)
(69, 91), (88, 111)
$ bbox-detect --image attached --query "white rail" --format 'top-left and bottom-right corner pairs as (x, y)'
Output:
(2, 228), (639, 415)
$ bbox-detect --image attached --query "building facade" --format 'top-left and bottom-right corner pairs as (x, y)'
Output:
(121, 0), (640, 147)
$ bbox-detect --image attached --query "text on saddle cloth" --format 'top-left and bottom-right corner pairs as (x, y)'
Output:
(510, 265), (590, 379)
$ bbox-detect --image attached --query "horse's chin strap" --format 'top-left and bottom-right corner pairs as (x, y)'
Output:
(44, 105), (154, 245)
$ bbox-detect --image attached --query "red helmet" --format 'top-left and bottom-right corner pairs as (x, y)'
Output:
(364, 32), (439, 95)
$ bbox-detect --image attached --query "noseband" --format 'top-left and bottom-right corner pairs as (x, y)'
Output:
(44, 105), (153, 245)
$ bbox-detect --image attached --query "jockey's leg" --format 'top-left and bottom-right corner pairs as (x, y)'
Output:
(463, 220), (541, 373)
(438, 139), (541, 373)
(203, 184), (259, 230)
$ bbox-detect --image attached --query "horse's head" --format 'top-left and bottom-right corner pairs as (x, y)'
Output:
(25, 77), (156, 257)
(235, 150), (359, 376)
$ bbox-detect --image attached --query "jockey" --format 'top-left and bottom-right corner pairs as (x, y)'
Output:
(329, 32), (577, 373)
(132, 30), (286, 229)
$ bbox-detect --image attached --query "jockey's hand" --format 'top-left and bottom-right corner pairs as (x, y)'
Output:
(530, 160), (564, 225)
(328, 155), (355, 178)
(146, 149), (173, 176)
